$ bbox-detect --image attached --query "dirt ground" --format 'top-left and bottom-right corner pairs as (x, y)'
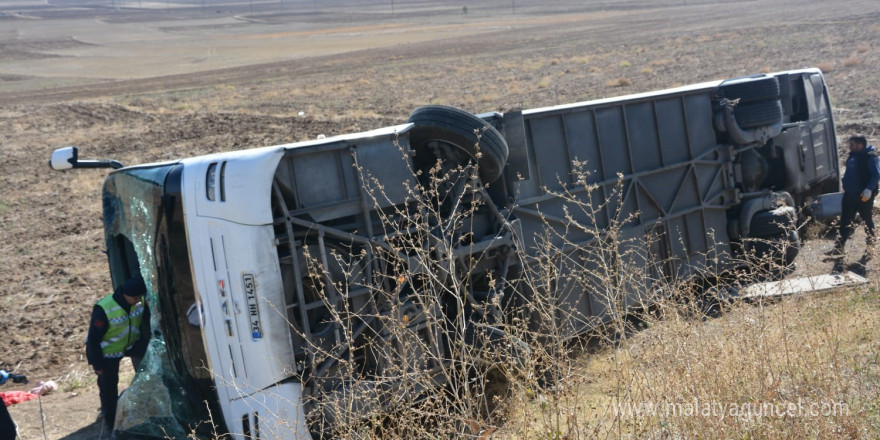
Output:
(1, 0), (880, 438)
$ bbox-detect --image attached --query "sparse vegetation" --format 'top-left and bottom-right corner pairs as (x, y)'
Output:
(509, 284), (880, 439)
(605, 77), (632, 87)
(537, 76), (552, 89)
(59, 368), (95, 393)
(650, 59), (673, 67)
(817, 62), (835, 73)
(843, 57), (862, 67)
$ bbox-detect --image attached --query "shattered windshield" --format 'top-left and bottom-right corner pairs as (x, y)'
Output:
(102, 164), (214, 438)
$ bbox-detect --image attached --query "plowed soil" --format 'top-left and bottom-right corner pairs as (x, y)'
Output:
(2, 0), (880, 437)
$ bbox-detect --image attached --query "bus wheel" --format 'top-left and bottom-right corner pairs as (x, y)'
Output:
(408, 105), (509, 184)
(720, 76), (780, 103)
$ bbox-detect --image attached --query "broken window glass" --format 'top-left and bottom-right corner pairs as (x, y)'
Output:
(102, 165), (210, 438)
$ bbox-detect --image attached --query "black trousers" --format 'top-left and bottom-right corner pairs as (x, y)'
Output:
(97, 358), (122, 430)
(838, 192), (876, 247)
(0, 402), (15, 440)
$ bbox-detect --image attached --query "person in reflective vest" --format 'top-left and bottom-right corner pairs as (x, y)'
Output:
(86, 275), (151, 433)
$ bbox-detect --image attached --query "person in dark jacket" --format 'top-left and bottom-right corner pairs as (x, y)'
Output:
(827, 135), (880, 258)
(86, 275), (151, 432)
(0, 370), (27, 440)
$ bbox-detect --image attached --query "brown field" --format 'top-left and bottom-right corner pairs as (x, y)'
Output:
(1, 0), (879, 438)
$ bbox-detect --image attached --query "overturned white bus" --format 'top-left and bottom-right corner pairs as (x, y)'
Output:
(50, 68), (839, 439)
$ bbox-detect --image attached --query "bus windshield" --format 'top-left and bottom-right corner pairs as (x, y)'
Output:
(102, 164), (219, 438)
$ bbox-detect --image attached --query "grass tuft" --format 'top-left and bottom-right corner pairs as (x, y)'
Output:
(843, 57), (862, 67)
(537, 76), (552, 89)
(605, 77), (632, 87)
(816, 62), (834, 73)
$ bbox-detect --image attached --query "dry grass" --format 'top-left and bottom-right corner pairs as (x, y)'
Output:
(58, 367), (96, 393)
(537, 76), (552, 89)
(649, 59), (673, 67)
(508, 81), (523, 95)
(843, 57), (862, 67)
(479, 93), (500, 104)
(605, 77), (632, 87)
(341, 108), (383, 120)
(816, 62), (835, 73)
(506, 286), (880, 439)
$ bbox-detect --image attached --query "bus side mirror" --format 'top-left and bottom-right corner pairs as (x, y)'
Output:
(48, 146), (124, 171)
(49, 146), (78, 171)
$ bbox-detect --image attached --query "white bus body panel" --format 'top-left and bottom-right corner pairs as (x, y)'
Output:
(181, 147), (307, 439)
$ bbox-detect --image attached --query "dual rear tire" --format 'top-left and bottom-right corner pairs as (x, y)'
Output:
(720, 76), (784, 130)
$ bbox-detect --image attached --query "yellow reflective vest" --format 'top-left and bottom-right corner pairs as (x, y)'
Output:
(96, 295), (145, 359)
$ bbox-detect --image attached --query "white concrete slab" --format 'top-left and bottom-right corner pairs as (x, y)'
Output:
(742, 272), (869, 299)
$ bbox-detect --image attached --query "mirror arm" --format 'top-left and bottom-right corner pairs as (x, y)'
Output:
(74, 159), (125, 170)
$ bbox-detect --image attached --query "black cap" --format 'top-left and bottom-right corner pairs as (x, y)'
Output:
(122, 275), (147, 297)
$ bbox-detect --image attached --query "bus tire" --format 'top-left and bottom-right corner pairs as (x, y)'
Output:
(744, 206), (800, 268)
(734, 100), (784, 129)
(749, 206), (796, 237)
(721, 76), (780, 103)
(408, 105), (509, 183)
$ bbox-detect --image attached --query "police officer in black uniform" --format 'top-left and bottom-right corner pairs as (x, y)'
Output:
(827, 135), (880, 259)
